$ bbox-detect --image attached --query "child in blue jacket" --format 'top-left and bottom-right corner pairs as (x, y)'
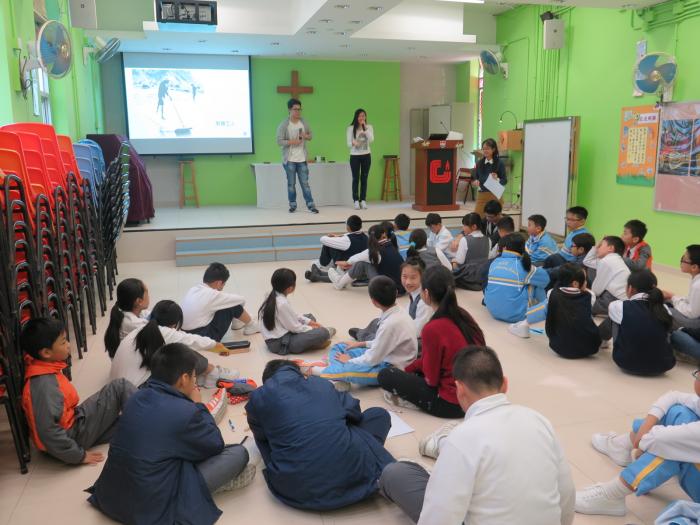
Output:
(485, 233), (550, 324)
(525, 214), (558, 266)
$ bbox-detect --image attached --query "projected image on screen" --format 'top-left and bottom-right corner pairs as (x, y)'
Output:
(122, 53), (253, 155)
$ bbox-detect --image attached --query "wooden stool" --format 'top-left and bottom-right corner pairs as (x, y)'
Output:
(382, 155), (401, 201)
(178, 159), (199, 208)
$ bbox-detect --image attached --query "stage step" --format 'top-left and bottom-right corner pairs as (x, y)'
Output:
(175, 226), (465, 267)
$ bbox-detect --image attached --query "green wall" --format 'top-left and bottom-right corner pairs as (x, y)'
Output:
(484, 1), (700, 266)
(171, 58), (401, 206)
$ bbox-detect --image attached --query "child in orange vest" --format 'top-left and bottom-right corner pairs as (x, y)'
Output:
(622, 219), (653, 271)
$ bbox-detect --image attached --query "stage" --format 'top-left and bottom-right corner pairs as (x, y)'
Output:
(118, 201), (522, 263)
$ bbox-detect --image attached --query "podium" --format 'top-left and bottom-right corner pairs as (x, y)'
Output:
(411, 140), (463, 211)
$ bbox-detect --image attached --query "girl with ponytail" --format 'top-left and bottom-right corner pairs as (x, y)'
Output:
(109, 300), (239, 388)
(104, 278), (149, 359)
(258, 268), (335, 355)
(450, 212), (490, 268)
(484, 233), (550, 325)
(603, 269), (675, 375)
(405, 229), (451, 271)
(378, 266), (484, 418)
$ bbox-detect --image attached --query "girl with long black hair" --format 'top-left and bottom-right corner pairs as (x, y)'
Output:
(259, 268), (335, 354)
(378, 266), (485, 418)
(347, 108), (374, 209)
(472, 138), (507, 217)
(405, 229), (451, 270)
(104, 278), (150, 358)
(109, 300), (238, 388)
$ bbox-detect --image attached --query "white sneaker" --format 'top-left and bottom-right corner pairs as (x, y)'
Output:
(243, 320), (260, 335)
(508, 320), (530, 338)
(591, 432), (633, 466)
(360, 201), (368, 209)
(328, 268), (352, 290)
(199, 366), (240, 389)
(419, 421), (460, 459)
(354, 201), (360, 210)
(383, 390), (419, 411)
(204, 388), (227, 423)
(326, 327), (337, 338)
(231, 318), (246, 330)
(575, 484), (627, 516)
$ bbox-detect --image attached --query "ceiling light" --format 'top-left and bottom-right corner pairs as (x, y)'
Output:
(336, 31), (348, 36)
(306, 30), (317, 34)
(271, 42), (280, 46)
(319, 18), (333, 23)
(368, 6), (384, 10)
(334, 4), (350, 8)
(350, 20), (362, 24)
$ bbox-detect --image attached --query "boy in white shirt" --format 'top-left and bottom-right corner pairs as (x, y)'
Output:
(379, 346), (574, 525)
(590, 236), (631, 316)
(297, 276), (417, 388)
(306, 215), (368, 282)
(425, 213), (455, 260)
(181, 262), (259, 341)
(662, 244), (700, 330)
(576, 369), (700, 517)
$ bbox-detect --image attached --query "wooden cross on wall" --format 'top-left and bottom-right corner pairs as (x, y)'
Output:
(277, 70), (313, 99)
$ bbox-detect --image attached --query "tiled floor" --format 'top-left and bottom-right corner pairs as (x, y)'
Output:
(0, 259), (695, 525)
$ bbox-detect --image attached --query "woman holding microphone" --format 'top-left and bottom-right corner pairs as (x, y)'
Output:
(472, 138), (507, 217)
(347, 108), (374, 210)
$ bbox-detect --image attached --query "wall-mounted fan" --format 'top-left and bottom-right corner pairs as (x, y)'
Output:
(634, 52), (677, 101)
(37, 20), (73, 78)
(480, 50), (508, 79)
(83, 37), (121, 65)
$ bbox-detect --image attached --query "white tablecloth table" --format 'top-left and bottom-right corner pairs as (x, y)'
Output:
(251, 162), (354, 209)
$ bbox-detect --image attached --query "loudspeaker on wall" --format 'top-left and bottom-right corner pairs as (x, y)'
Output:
(543, 19), (565, 50)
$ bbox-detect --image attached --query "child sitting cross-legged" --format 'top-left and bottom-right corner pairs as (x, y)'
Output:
(89, 343), (256, 525)
(296, 275), (418, 389)
(103, 278), (150, 359)
(21, 318), (137, 465)
(449, 212), (491, 269)
(662, 244), (700, 330)
(575, 369), (700, 517)
(404, 229), (451, 271)
(259, 268), (336, 355)
(621, 219), (653, 271)
(305, 214), (368, 283)
(589, 236), (631, 316)
(525, 214), (559, 266)
(425, 212), (455, 260)
(378, 266), (486, 418)
(543, 206), (590, 269)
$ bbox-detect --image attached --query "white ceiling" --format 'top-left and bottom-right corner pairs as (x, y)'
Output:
(108, 0), (665, 62)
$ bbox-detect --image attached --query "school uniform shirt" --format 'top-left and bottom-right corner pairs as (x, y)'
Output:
(346, 124), (374, 155)
(260, 292), (312, 340)
(119, 310), (150, 340)
(348, 240), (405, 294)
(350, 305), (417, 368)
(672, 274), (700, 320)
(427, 225), (455, 259)
(473, 157), (507, 192)
(582, 246), (598, 270)
(591, 253), (630, 300)
(640, 390), (700, 463)
(395, 230), (411, 259)
(320, 230), (367, 252)
(557, 226), (589, 262)
(418, 393), (574, 525)
(181, 283), (246, 331)
(454, 232), (490, 266)
(110, 326), (216, 387)
(526, 231), (559, 264)
(624, 241), (653, 270)
(408, 289), (433, 337)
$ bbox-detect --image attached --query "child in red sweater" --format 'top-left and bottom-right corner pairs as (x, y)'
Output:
(377, 266), (485, 418)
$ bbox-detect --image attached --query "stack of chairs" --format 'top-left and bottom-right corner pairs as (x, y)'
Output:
(0, 123), (131, 473)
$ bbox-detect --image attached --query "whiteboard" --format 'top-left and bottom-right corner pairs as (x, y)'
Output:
(521, 118), (579, 237)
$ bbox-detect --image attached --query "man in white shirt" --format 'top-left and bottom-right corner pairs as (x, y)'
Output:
(181, 262), (259, 341)
(663, 244), (700, 330)
(425, 213), (455, 260)
(576, 372), (700, 517)
(379, 346), (575, 525)
(590, 236), (631, 316)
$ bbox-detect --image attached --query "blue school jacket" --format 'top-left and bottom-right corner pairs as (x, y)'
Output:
(245, 366), (394, 511)
(88, 380), (224, 525)
(526, 231), (559, 264)
(485, 250), (550, 323)
(558, 226), (589, 262)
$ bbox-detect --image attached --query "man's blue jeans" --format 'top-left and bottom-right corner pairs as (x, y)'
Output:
(283, 161), (315, 209)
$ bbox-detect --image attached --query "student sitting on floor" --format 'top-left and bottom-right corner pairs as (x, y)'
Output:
(259, 268), (335, 355)
(548, 232), (596, 289)
(525, 214), (558, 266)
(487, 215), (515, 260)
(110, 300), (238, 388)
(298, 276), (418, 388)
(662, 244), (700, 330)
(544, 263), (601, 359)
(104, 278), (150, 358)
(543, 206), (590, 269)
(245, 359), (394, 511)
(351, 257), (432, 342)
(672, 326), (700, 362)
(379, 346), (574, 525)
(449, 213), (491, 269)
(305, 214), (368, 282)
(598, 269), (675, 376)
(181, 262), (259, 341)
(590, 236), (631, 316)
(621, 219), (653, 270)
(404, 229), (451, 271)
(575, 370), (700, 517)
(378, 266), (486, 418)
(89, 343), (256, 525)
(483, 199), (504, 248)
(425, 212), (455, 260)
(394, 213), (412, 259)
(329, 222), (406, 293)
(485, 233), (550, 324)
(21, 318), (137, 466)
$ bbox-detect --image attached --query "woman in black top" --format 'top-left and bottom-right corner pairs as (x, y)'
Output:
(472, 138), (507, 217)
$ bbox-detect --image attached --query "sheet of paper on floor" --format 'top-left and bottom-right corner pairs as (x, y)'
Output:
(387, 411), (415, 438)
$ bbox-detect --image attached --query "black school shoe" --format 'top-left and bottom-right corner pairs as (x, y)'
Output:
(348, 328), (359, 340)
(289, 206), (296, 213)
(309, 207), (319, 213)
